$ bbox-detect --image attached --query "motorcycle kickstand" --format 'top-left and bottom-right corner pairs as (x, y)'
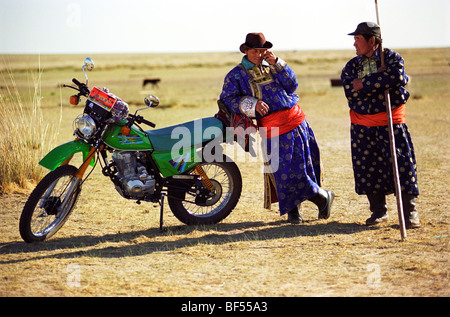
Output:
(159, 193), (167, 232)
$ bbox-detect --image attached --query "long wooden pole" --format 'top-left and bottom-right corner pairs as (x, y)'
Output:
(375, 0), (407, 240)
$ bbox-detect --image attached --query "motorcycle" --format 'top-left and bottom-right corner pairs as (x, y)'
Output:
(19, 57), (242, 243)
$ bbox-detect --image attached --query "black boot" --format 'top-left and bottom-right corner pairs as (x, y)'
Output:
(308, 188), (334, 219)
(366, 193), (388, 226)
(402, 193), (420, 229)
(287, 206), (302, 224)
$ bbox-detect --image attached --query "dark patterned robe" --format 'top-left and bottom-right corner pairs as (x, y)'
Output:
(341, 48), (419, 196)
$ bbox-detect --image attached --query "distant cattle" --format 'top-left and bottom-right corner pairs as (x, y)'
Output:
(142, 78), (161, 88)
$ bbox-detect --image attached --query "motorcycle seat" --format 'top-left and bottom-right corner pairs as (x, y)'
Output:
(146, 117), (223, 151)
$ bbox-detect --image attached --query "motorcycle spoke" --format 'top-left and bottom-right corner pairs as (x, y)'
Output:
(31, 210), (52, 234)
(30, 175), (75, 236)
(182, 162), (233, 217)
(167, 155), (242, 226)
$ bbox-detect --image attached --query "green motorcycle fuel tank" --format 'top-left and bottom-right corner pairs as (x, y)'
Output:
(102, 117), (224, 178)
(102, 121), (153, 150)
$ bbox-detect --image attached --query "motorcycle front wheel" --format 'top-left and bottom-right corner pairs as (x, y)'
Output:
(168, 156), (242, 225)
(19, 165), (82, 243)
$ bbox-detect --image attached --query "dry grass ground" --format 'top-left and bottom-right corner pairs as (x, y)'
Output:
(0, 48), (449, 298)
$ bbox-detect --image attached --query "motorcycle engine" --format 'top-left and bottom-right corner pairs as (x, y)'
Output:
(111, 151), (155, 199)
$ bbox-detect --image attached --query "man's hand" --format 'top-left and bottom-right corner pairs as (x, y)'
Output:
(352, 78), (363, 91)
(256, 100), (269, 116)
(263, 50), (277, 65)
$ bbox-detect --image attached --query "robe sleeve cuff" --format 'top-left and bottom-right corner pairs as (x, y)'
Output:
(269, 58), (287, 73)
(239, 96), (258, 118)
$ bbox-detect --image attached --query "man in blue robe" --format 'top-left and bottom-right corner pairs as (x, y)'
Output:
(219, 33), (334, 223)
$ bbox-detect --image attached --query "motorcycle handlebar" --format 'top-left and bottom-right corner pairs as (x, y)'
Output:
(71, 78), (90, 96)
(129, 114), (156, 128)
(72, 78), (82, 86)
(67, 80), (156, 128)
(141, 118), (156, 128)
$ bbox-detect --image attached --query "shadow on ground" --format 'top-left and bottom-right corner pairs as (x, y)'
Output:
(0, 220), (377, 263)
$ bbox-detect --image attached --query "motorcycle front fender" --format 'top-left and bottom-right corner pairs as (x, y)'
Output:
(39, 139), (94, 171)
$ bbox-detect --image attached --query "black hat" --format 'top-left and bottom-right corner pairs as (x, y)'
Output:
(348, 22), (381, 37)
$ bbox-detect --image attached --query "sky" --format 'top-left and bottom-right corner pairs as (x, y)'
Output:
(1, 0), (449, 54)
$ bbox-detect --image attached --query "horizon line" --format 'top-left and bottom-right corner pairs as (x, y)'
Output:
(1, 46), (449, 56)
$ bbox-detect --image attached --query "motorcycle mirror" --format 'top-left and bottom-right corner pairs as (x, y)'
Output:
(82, 57), (94, 85)
(144, 95), (160, 108)
(135, 95), (159, 115)
(83, 57), (94, 71)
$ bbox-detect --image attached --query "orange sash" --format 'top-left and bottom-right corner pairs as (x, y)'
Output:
(350, 104), (406, 127)
(257, 104), (305, 138)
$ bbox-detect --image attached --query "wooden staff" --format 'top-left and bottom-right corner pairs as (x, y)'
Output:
(375, 0), (407, 240)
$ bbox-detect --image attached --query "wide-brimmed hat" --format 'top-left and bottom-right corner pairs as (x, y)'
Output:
(348, 22), (381, 37)
(239, 33), (273, 53)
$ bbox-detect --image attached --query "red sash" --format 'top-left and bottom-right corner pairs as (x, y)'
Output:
(257, 104), (305, 138)
(350, 104), (406, 127)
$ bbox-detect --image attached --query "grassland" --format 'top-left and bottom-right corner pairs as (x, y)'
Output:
(0, 48), (449, 298)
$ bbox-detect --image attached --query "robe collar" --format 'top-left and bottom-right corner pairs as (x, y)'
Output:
(356, 47), (381, 64)
(241, 55), (270, 70)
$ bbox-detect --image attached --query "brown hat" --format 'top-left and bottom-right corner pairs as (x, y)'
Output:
(239, 33), (273, 53)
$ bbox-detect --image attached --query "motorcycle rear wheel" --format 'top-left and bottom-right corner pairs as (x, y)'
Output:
(19, 165), (82, 243)
(168, 157), (242, 225)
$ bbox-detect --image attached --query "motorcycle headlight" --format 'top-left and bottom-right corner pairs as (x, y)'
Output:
(74, 115), (96, 138)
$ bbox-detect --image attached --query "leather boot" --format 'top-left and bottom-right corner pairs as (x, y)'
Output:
(402, 193), (420, 229)
(287, 206), (302, 224)
(366, 193), (388, 225)
(308, 188), (334, 219)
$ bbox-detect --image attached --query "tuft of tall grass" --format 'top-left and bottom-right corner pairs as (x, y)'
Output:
(0, 58), (61, 193)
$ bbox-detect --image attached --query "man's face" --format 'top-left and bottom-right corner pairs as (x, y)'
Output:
(246, 48), (267, 65)
(353, 35), (375, 57)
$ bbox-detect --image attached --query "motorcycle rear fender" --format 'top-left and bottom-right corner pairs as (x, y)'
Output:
(39, 139), (95, 171)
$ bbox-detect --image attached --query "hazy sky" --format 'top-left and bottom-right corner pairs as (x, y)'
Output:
(1, 0), (449, 54)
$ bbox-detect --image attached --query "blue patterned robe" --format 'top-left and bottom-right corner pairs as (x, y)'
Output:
(220, 56), (322, 214)
(341, 48), (419, 196)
